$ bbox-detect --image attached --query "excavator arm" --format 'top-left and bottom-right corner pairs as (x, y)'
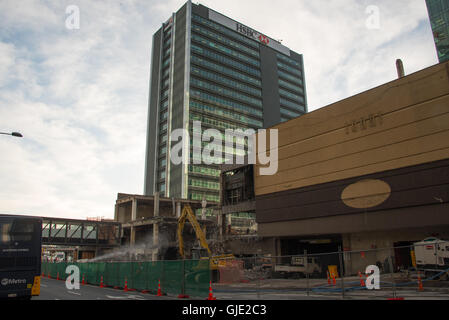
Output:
(177, 204), (211, 259)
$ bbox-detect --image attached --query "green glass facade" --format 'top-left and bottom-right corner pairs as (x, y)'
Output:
(144, 1), (308, 208)
(426, 0), (449, 62)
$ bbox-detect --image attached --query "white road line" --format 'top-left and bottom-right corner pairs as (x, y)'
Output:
(126, 294), (146, 300)
(105, 294), (146, 300)
(40, 284), (48, 288)
(67, 290), (82, 296)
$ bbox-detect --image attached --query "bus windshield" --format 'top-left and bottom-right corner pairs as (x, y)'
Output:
(1, 220), (36, 244)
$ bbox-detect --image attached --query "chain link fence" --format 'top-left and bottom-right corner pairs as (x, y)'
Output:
(212, 240), (449, 300)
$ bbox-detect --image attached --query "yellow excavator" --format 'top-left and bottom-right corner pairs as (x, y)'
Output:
(177, 204), (234, 280)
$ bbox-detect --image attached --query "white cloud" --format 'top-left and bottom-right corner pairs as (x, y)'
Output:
(0, 0), (439, 220)
(0, 42), (16, 86)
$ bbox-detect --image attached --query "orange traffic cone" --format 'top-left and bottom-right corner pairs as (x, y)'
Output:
(327, 271), (331, 285)
(418, 272), (424, 291)
(124, 278), (129, 292)
(206, 281), (216, 300)
(332, 274), (336, 286)
(157, 279), (163, 297)
(100, 276), (104, 288)
(358, 271), (365, 287)
(48, 272), (51, 279)
(81, 274), (85, 285)
(56, 272), (60, 280)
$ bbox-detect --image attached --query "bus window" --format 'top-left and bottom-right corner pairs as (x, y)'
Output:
(1, 223), (12, 243)
(12, 222), (34, 242)
(8, 220), (35, 242)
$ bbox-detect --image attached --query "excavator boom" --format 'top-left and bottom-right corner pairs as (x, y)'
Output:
(177, 204), (211, 259)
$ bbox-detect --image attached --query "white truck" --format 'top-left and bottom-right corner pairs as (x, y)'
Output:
(274, 256), (321, 279)
(52, 252), (66, 263)
(414, 238), (449, 278)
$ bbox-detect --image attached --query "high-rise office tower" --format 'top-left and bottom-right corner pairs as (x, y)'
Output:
(144, 1), (308, 204)
(426, 0), (449, 62)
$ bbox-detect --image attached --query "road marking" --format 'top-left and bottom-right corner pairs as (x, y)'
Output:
(105, 294), (146, 300)
(67, 290), (82, 296)
(40, 284), (48, 288)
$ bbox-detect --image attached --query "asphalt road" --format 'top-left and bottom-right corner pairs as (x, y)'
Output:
(34, 277), (178, 300)
(34, 277), (449, 300)
(33, 278), (344, 300)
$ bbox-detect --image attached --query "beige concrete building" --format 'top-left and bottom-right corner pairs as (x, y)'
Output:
(253, 62), (449, 274)
(114, 193), (218, 261)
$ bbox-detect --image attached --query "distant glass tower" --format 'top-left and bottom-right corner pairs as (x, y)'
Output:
(144, 1), (308, 204)
(426, 0), (449, 62)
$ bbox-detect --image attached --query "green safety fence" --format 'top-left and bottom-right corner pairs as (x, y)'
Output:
(41, 260), (210, 298)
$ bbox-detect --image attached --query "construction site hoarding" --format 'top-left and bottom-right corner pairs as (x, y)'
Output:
(41, 260), (210, 298)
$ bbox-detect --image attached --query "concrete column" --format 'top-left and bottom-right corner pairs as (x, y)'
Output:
(130, 226), (136, 246)
(152, 250), (159, 262)
(342, 234), (353, 274)
(176, 202), (181, 218)
(114, 204), (119, 221)
(154, 192), (160, 217)
(152, 224), (159, 261)
(131, 198), (137, 221)
(153, 223), (159, 247)
(201, 197), (207, 220)
(217, 211), (223, 242)
(117, 206), (125, 223)
(152, 193), (160, 261)
(273, 238), (282, 257)
(275, 238), (281, 264)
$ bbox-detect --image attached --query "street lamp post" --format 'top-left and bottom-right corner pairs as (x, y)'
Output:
(0, 132), (23, 138)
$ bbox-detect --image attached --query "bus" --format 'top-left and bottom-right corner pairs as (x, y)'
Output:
(0, 215), (42, 300)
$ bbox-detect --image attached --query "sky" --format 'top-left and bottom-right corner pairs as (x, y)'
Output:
(0, 0), (439, 220)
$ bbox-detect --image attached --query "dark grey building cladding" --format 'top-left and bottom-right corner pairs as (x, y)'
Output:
(290, 51), (308, 109)
(192, 2), (208, 17)
(259, 47), (306, 127)
(259, 45), (281, 128)
(256, 158), (449, 224)
(144, 0), (308, 199)
(169, 3), (188, 198)
(144, 28), (162, 196)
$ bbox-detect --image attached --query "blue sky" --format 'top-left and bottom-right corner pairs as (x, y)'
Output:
(0, 0), (438, 219)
